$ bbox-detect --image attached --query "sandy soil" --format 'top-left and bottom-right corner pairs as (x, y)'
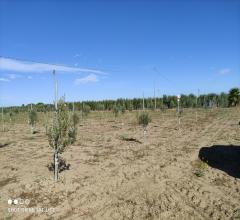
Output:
(0, 108), (240, 220)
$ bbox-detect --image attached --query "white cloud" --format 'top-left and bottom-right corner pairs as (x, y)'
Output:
(74, 54), (80, 58)
(74, 74), (99, 85)
(0, 78), (10, 82)
(218, 68), (231, 75)
(0, 57), (106, 75)
(7, 73), (21, 79)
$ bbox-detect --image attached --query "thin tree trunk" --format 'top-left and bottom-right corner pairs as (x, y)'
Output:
(2, 106), (4, 132)
(54, 151), (59, 182)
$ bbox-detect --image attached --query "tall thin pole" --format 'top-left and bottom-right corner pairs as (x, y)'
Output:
(30, 103), (33, 134)
(154, 85), (156, 110)
(158, 89), (163, 109)
(53, 69), (58, 182)
(204, 94), (206, 108)
(197, 89), (200, 106)
(1, 105), (4, 132)
(53, 69), (58, 111)
(143, 92), (145, 111)
(177, 95), (181, 127)
(177, 99), (180, 115)
(81, 102), (84, 120)
(56, 82), (58, 109)
(195, 89), (199, 124)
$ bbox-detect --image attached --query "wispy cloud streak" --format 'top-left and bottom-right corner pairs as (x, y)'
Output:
(218, 68), (231, 75)
(74, 74), (99, 85)
(0, 57), (106, 74)
(0, 78), (10, 82)
(7, 73), (21, 79)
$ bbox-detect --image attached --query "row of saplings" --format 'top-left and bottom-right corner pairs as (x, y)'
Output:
(28, 99), (151, 182)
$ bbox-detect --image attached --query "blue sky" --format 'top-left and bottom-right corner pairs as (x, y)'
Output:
(0, 0), (239, 106)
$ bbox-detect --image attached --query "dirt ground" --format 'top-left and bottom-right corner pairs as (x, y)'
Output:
(0, 108), (240, 220)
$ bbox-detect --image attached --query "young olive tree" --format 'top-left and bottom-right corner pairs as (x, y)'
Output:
(9, 111), (13, 123)
(112, 105), (119, 118)
(47, 99), (79, 182)
(228, 88), (239, 107)
(119, 105), (126, 114)
(28, 109), (37, 134)
(72, 112), (80, 129)
(138, 111), (151, 143)
(97, 103), (105, 120)
(81, 104), (91, 119)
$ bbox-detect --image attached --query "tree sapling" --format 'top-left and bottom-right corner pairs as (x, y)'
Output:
(28, 109), (37, 134)
(138, 111), (151, 143)
(47, 99), (79, 182)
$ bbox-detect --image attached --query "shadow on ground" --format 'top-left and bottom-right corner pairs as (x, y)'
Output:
(47, 157), (70, 173)
(0, 142), (12, 149)
(199, 145), (240, 178)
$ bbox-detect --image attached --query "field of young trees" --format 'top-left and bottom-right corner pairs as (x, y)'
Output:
(0, 88), (240, 219)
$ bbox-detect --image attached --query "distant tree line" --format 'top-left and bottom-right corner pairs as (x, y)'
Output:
(3, 88), (240, 113)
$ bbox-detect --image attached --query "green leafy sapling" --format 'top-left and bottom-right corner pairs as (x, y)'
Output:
(9, 111), (13, 123)
(72, 112), (80, 128)
(47, 99), (79, 181)
(82, 104), (91, 117)
(112, 105), (119, 118)
(138, 111), (151, 143)
(69, 112), (79, 144)
(120, 105), (126, 114)
(28, 109), (37, 134)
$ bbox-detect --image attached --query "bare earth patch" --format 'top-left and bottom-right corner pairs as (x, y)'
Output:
(0, 108), (240, 220)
